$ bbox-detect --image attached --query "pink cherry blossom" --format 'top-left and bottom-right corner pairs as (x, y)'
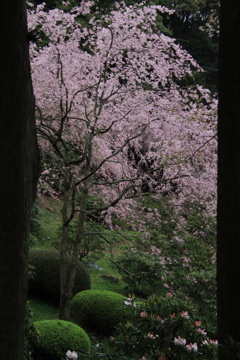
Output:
(28, 1), (217, 227)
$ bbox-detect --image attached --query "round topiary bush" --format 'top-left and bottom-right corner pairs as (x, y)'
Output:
(70, 290), (127, 335)
(28, 249), (91, 303)
(32, 320), (90, 360)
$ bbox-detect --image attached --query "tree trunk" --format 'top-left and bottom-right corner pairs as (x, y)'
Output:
(217, 1), (240, 358)
(0, 1), (39, 359)
(59, 135), (91, 320)
(59, 195), (87, 320)
(60, 177), (74, 320)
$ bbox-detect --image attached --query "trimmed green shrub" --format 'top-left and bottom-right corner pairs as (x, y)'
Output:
(28, 250), (91, 303)
(32, 320), (90, 360)
(71, 290), (127, 335)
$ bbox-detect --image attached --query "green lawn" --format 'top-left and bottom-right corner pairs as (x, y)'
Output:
(28, 298), (59, 322)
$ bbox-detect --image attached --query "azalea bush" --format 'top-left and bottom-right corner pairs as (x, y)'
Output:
(83, 293), (218, 360)
(112, 196), (216, 325)
(114, 230), (216, 324)
(181, 201), (216, 243)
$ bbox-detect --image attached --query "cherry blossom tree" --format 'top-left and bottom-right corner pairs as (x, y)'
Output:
(28, 0), (217, 319)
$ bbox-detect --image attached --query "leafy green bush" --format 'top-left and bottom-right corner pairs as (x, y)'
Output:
(28, 250), (91, 303)
(71, 290), (127, 335)
(112, 234), (167, 297)
(84, 294), (218, 360)
(32, 320), (90, 360)
(113, 228), (217, 324)
(182, 200), (216, 243)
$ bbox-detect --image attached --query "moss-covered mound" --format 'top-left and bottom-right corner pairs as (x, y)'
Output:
(33, 320), (90, 360)
(71, 290), (126, 335)
(28, 249), (91, 303)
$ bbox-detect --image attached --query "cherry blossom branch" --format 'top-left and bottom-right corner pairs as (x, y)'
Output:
(188, 133), (217, 161)
(75, 122), (150, 186)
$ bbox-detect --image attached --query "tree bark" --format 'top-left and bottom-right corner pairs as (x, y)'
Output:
(217, 0), (240, 358)
(59, 176), (75, 320)
(59, 134), (91, 320)
(59, 187), (87, 320)
(0, 1), (39, 359)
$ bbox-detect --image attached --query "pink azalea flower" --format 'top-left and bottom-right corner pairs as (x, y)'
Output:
(147, 333), (158, 339)
(174, 336), (187, 346)
(186, 343), (198, 352)
(194, 321), (202, 327)
(209, 339), (218, 346)
(197, 328), (207, 335)
(66, 350), (78, 359)
(180, 311), (189, 319)
(166, 292), (173, 299)
(155, 315), (165, 323)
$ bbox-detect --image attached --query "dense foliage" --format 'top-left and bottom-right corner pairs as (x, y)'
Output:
(112, 197), (216, 325)
(82, 294), (218, 360)
(28, 250), (91, 303)
(29, 0), (219, 91)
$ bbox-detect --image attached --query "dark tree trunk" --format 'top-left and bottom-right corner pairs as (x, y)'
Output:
(217, 1), (240, 358)
(59, 190), (87, 320)
(59, 137), (91, 320)
(59, 178), (76, 321)
(0, 1), (39, 359)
